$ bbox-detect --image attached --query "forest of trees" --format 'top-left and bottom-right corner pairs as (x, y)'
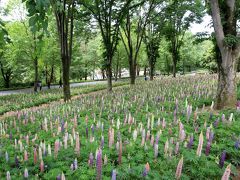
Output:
(0, 0), (239, 109)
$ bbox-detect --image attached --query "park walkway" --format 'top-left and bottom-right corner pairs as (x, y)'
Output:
(0, 81), (107, 96)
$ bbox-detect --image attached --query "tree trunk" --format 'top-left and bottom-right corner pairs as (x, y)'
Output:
(149, 58), (155, 81)
(129, 59), (136, 85)
(216, 51), (237, 109)
(92, 70), (95, 80)
(106, 63), (112, 91)
(209, 0), (240, 109)
(4, 75), (10, 88)
(114, 70), (118, 82)
(47, 82), (51, 89)
(144, 66), (147, 78)
(137, 65), (140, 76)
(172, 60), (177, 78)
(48, 66), (54, 89)
(45, 65), (49, 88)
(34, 57), (38, 92)
(148, 57), (156, 81)
(54, 0), (74, 102)
(0, 65), (12, 88)
(238, 59), (240, 72)
(62, 55), (71, 101)
(115, 52), (120, 81)
(182, 59), (185, 75)
(118, 66), (121, 79)
(101, 69), (105, 80)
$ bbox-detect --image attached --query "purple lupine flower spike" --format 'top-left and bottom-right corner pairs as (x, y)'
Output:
(209, 131), (214, 143)
(112, 169), (117, 180)
(235, 140), (240, 149)
(219, 150), (226, 168)
(213, 118), (219, 127)
(142, 163), (150, 177)
(61, 121), (64, 133)
(91, 125), (95, 135)
(96, 149), (102, 180)
(205, 141), (211, 156)
(101, 136), (104, 148)
(9, 132), (12, 140)
(118, 132), (121, 141)
(88, 153), (94, 167)
(187, 134), (194, 149)
(56, 174), (61, 180)
(86, 127), (89, 138)
(74, 158), (78, 170)
(24, 168), (29, 178)
(15, 156), (20, 168)
(222, 114), (225, 122)
(155, 134), (159, 145)
(143, 168), (148, 177)
(175, 142), (179, 155)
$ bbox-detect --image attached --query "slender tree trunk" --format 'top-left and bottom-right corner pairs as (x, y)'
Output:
(45, 65), (49, 88)
(172, 59), (177, 78)
(144, 66), (147, 78)
(106, 63), (112, 91)
(118, 66), (121, 79)
(114, 70), (118, 82)
(137, 65), (140, 76)
(62, 55), (71, 101)
(149, 58), (155, 81)
(84, 69), (87, 80)
(129, 58), (136, 85)
(115, 54), (119, 82)
(182, 59), (185, 75)
(48, 66), (54, 89)
(53, 0), (74, 102)
(92, 64), (95, 80)
(47, 82), (50, 89)
(34, 57), (38, 92)
(101, 69), (105, 80)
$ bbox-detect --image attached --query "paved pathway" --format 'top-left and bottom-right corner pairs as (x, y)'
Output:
(0, 81), (107, 96)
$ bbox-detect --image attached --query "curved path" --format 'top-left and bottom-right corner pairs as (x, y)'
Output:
(0, 81), (107, 96)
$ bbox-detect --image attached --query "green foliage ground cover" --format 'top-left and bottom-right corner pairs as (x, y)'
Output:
(0, 75), (239, 179)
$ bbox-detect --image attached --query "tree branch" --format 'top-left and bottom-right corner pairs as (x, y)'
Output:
(209, 0), (225, 50)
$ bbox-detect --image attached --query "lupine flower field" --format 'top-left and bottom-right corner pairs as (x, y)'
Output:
(0, 75), (240, 179)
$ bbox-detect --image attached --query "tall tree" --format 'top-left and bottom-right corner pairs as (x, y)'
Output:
(81, 0), (134, 91)
(144, 23), (160, 80)
(163, 0), (203, 77)
(0, 19), (12, 88)
(24, 0), (75, 101)
(41, 29), (60, 89)
(143, 5), (164, 80)
(120, 0), (154, 84)
(51, 0), (75, 101)
(209, 0), (240, 109)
